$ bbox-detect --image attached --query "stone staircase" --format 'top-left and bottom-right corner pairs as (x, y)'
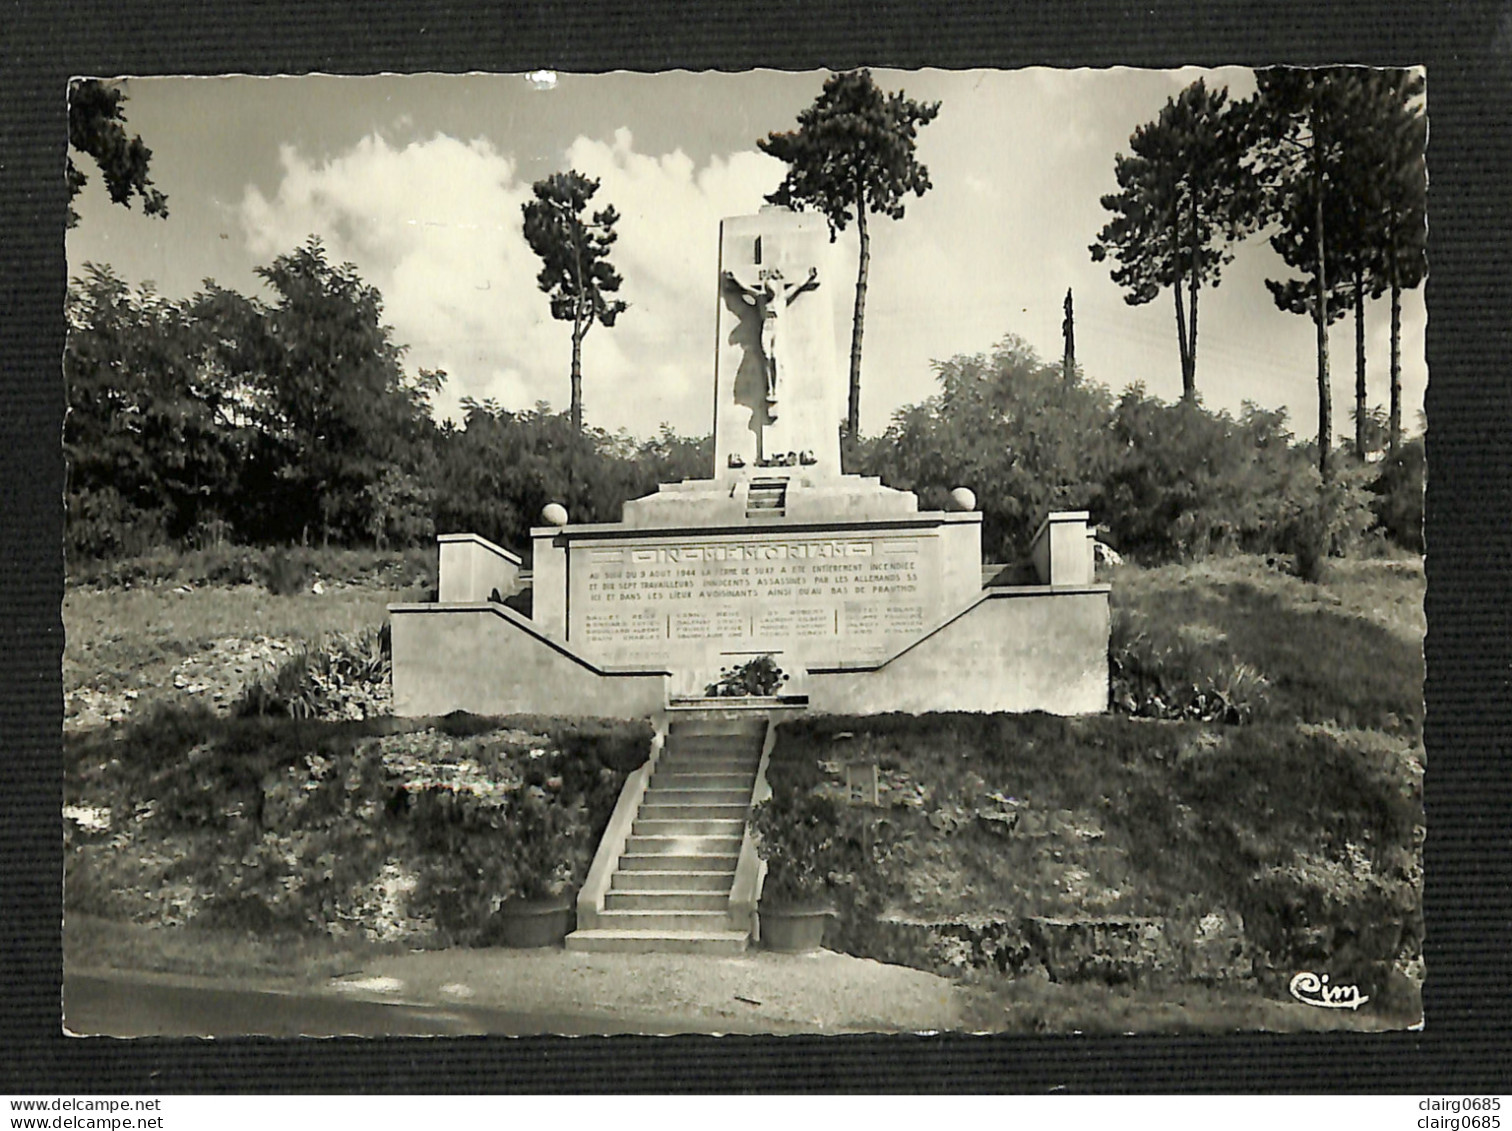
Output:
(745, 478), (788, 518)
(566, 716), (766, 954)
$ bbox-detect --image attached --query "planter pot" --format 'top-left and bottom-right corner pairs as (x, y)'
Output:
(494, 896), (575, 948)
(760, 903), (833, 952)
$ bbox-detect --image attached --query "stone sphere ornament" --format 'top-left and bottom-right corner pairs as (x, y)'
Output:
(948, 486), (977, 512)
(541, 502), (569, 527)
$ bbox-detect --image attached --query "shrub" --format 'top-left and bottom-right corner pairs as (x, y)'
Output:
(1277, 459), (1376, 583)
(234, 627), (391, 721)
(65, 488), (170, 563)
(861, 336), (1115, 561)
(1098, 394), (1323, 563)
(1369, 437), (1425, 553)
(262, 547), (315, 595)
(750, 789), (861, 908)
(1108, 609), (1270, 724)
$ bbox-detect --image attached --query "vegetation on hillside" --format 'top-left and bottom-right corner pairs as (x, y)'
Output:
(758, 557), (1424, 1024)
(65, 711), (650, 945)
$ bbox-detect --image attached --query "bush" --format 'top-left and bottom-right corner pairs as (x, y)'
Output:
(750, 790), (861, 907)
(1109, 609), (1269, 724)
(262, 547), (315, 595)
(1099, 394), (1327, 563)
(1277, 459), (1376, 583)
(861, 337), (1115, 561)
(66, 488), (170, 563)
(1369, 437), (1425, 553)
(234, 626), (391, 721)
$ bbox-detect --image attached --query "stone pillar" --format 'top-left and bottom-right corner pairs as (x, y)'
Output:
(437, 533), (522, 603)
(1029, 511), (1096, 586)
(531, 528), (569, 637)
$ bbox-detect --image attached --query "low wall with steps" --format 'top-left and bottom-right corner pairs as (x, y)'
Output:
(388, 601), (668, 719)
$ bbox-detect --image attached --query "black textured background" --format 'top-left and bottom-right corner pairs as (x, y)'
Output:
(3, 0), (1509, 1093)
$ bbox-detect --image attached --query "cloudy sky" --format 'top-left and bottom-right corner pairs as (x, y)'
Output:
(67, 68), (1428, 443)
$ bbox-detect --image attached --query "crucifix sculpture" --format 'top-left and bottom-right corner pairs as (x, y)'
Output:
(722, 264), (820, 421)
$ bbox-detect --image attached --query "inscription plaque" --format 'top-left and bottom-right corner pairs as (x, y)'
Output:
(569, 531), (938, 665)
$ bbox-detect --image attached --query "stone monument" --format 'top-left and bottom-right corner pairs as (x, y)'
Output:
(390, 206), (1110, 717)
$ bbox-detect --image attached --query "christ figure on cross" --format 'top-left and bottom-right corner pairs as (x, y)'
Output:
(723, 264), (820, 420)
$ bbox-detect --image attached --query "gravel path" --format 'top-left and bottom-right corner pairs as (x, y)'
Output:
(330, 947), (964, 1034)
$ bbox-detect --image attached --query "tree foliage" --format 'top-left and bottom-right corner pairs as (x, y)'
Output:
(1361, 72), (1428, 454)
(64, 266), (244, 555)
(1091, 79), (1254, 402)
(759, 69), (940, 448)
(862, 336), (1115, 561)
(1245, 69), (1428, 470)
(433, 400), (708, 558)
(521, 171), (628, 434)
(65, 242), (442, 558)
(862, 334), (1402, 569)
(67, 79), (168, 228)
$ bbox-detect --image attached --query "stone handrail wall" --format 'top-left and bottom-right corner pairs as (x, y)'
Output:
(729, 718), (776, 939)
(806, 585), (1110, 716)
(576, 724), (666, 932)
(437, 532), (523, 603)
(388, 601), (669, 718)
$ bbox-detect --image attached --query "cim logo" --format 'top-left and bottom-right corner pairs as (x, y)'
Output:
(1289, 971), (1370, 1010)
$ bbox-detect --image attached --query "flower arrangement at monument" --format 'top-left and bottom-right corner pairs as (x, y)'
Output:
(703, 654), (790, 698)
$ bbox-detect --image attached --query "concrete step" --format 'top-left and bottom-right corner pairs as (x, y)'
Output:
(631, 818), (746, 838)
(593, 909), (737, 932)
(617, 852), (740, 872)
(668, 718), (767, 737)
(666, 737), (764, 754)
(638, 803), (750, 821)
(604, 890), (730, 911)
(642, 788), (751, 806)
(655, 759), (760, 774)
(624, 834), (744, 856)
(565, 928), (750, 955)
(650, 772), (754, 790)
(663, 751), (762, 766)
(611, 870), (736, 892)
(627, 835), (744, 857)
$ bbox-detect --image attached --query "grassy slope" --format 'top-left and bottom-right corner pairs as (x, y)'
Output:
(767, 554), (1426, 1028)
(64, 583), (410, 727)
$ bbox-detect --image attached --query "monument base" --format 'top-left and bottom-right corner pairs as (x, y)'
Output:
(389, 496), (1110, 719)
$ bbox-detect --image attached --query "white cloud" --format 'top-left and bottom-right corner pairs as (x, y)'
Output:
(238, 129), (781, 436)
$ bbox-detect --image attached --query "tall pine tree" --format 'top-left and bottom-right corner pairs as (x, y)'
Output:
(1245, 67), (1381, 476)
(521, 171), (628, 436)
(1091, 78), (1254, 402)
(759, 70), (940, 452)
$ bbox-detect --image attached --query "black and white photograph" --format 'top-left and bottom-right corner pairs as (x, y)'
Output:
(59, 66), (1427, 1038)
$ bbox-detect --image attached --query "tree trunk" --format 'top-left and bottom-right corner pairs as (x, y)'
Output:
(1354, 263), (1367, 460)
(570, 320), (584, 436)
(1186, 265), (1199, 403)
(1389, 241), (1403, 457)
(1172, 268), (1191, 402)
(847, 199), (870, 457)
(1313, 146), (1332, 479)
(1186, 190), (1200, 402)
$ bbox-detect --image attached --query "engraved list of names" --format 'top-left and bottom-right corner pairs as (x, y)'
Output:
(569, 534), (934, 658)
